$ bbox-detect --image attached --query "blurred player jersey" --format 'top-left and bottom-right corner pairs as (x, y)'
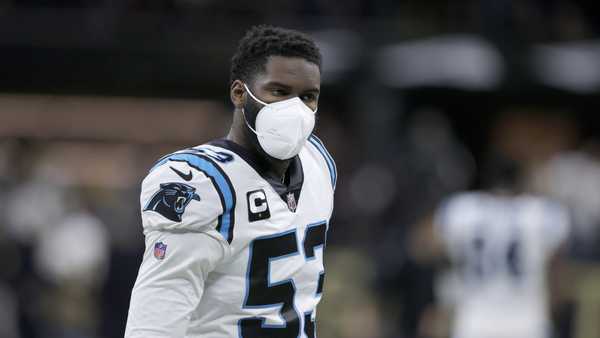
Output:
(125, 135), (336, 338)
(435, 192), (570, 338)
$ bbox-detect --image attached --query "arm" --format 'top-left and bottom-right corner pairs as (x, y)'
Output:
(125, 157), (231, 337)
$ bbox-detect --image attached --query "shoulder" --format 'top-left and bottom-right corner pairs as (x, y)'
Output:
(437, 192), (489, 223)
(516, 194), (564, 212)
(140, 144), (237, 243)
(516, 194), (571, 240)
(514, 194), (569, 225)
(305, 134), (337, 191)
(434, 192), (492, 240)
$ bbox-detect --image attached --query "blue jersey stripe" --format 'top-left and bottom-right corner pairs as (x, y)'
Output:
(150, 152), (236, 243)
(308, 135), (337, 190)
(309, 135), (337, 176)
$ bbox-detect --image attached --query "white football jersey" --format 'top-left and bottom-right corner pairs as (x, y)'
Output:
(435, 192), (569, 338)
(125, 135), (336, 338)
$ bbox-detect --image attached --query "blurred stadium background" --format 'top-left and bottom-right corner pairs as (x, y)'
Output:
(1, 1), (600, 338)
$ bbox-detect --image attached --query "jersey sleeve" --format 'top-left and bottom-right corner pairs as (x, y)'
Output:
(126, 153), (234, 337)
(140, 153), (236, 243)
(124, 230), (227, 338)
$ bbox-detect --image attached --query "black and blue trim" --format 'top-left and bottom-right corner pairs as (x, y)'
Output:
(150, 152), (236, 243)
(308, 135), (337, 191)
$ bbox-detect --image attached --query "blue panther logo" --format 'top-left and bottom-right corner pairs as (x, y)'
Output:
(144, 182), (200, 222)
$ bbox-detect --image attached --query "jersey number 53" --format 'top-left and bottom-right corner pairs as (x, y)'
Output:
(239, 221), (327, 338)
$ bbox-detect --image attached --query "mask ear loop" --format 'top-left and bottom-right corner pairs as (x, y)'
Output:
(242, 109), (260, 136)
(243, 84), (269, 106)
(241, 83), (267, 137)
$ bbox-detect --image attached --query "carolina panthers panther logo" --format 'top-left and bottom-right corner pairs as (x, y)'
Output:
(144, 182), (200, 222)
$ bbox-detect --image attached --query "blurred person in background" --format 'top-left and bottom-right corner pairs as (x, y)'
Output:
(125, 25), (336, 338)
(425, 154), (571, 338)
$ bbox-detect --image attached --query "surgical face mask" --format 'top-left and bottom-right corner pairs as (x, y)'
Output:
(242, 84), (317, 160)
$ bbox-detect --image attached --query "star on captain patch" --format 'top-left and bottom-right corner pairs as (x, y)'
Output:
(154, 242), (167, 260)
(286, 192), (297, 212)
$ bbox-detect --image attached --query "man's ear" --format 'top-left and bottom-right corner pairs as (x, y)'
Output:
(230, 80), (246, 109)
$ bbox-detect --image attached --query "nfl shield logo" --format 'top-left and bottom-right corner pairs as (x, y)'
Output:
(154, 242), (167, 260)
(286, 192), (297, 212)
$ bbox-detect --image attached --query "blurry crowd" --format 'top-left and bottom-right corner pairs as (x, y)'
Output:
(2, 0), (600, 338)
(0, 139), (142, 338)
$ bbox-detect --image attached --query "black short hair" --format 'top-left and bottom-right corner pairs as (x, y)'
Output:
(230, 25), (322, 85)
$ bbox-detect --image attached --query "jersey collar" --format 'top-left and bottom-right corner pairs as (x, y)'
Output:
(208, 138), (304, 212)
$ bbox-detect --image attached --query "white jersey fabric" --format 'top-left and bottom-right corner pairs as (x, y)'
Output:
(435, 192), (569, 338)
(125, 135), (336, 338)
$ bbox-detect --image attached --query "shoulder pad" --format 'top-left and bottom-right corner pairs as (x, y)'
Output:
(140, 150), (236, 243)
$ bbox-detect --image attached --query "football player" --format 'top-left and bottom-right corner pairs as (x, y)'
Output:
(125, 25), (336, 338)
(432, 160), (570, 338)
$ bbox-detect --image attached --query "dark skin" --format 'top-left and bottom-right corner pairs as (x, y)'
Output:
(227, 55), (321, 182)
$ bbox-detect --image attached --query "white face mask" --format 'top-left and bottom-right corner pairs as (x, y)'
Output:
(243, 84), (317, 160)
